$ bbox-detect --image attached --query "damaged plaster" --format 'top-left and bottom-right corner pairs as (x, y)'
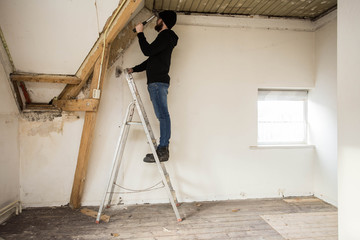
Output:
(20, 112), (80, 136)
(21, 111), (62, 122)
(20, 117), (63, 137)
(108, 8), (154, 68)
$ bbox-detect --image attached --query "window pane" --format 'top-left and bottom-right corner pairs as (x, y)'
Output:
(258, 101), (304, 122)
(258, 99), (306, 144)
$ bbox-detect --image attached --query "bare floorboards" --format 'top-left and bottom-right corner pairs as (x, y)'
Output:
(0, 197), (337, 240)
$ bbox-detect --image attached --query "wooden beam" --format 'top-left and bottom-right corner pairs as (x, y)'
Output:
(11, 80), (24, 111)
(105, 0), (143, 45)
(19, 81), (31, 104)
(80, 208), (110, 223)
(53, 99), (99, 112)
(11, 73), (81, 84)
(69, 111), (96, 209)
(24, 103), (60, 113)
(57, 48), (102, 100)
(69, 44), (111, 209)
(59, 0), (142, 100)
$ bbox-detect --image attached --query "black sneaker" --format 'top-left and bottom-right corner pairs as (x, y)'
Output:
(143, 146), (169, 163)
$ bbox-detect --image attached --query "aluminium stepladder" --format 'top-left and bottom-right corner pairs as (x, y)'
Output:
(96, 69), (182, 223)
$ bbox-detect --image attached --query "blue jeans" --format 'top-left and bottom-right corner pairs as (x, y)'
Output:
(147, 82), (171, 148)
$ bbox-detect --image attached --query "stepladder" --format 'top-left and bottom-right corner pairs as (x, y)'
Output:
(96, 69), (182, 223)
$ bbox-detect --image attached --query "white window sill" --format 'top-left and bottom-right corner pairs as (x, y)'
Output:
(249, 144), (315, 150)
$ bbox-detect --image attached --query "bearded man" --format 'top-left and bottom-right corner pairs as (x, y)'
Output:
(127, 11), (178, 163)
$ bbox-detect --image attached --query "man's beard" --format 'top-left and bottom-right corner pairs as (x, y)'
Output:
(155, 22), (163, 32)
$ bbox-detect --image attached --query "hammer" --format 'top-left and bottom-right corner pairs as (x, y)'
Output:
(132, 15), (156, 33)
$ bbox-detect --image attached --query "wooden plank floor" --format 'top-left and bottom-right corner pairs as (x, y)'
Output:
(0, 197), (337, 240)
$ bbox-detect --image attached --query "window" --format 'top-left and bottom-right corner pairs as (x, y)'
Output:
(257, 90), (308, 145)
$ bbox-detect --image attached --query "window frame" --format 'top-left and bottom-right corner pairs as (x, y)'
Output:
(257, 89), (309, 145)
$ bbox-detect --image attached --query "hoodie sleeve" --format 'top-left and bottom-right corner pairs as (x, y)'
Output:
(137, 32), (169, 57)
(132, 59), (148, 72)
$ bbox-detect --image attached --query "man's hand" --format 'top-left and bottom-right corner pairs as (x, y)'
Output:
(127, 68), (133, 74)
(135, 23), (144, 33)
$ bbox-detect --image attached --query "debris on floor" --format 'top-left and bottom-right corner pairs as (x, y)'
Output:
(80, 208), (110, 223)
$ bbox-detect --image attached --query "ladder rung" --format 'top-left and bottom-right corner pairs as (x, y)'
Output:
(126, 121), (142, 125)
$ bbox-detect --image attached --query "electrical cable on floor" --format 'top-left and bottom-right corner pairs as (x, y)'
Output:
(109, 180), (165, 194)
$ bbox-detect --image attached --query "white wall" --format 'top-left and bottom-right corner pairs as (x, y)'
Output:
(338, 1), (360, 239)
(19, 114), (84, 207)
(0, 41), (19, 210)
(308, 17), (337, 206)
(81, 15), (316, 206)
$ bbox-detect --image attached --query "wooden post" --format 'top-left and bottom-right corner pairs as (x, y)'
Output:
(68, 0), (142, 209)
(69, 45), (111, 209)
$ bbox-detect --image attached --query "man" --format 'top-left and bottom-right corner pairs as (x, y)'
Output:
(127, 10), (178, 163)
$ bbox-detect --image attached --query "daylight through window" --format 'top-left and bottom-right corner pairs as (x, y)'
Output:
(257, 90), (308, 145)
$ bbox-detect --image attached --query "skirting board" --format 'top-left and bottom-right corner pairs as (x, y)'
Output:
(0, 201), (22, 224)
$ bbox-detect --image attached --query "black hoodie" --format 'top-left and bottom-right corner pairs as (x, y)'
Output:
(132, 29), (179, 85)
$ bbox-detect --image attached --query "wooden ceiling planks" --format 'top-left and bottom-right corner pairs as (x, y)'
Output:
(146, 0), (337, 20)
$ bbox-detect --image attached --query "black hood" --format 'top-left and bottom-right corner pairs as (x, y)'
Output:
(163, 29), (178, 48)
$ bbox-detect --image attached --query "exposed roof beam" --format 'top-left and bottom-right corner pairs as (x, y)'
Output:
(52, 99), (99, 112)
(11, 73), (81, 85)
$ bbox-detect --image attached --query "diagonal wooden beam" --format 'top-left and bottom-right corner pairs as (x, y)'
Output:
(19, 81), (31, 104)
(69, 44), (111, 209)
(11, 73), (81, 84)
(59, 0), (142, 100)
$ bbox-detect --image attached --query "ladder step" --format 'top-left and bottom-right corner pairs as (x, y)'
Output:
(126, 121), (142, 125)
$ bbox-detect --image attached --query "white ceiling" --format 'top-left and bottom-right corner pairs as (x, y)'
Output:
(0, 0), (144, 74)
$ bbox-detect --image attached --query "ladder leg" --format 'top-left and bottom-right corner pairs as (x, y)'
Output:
(96, 102), (136, 223)
(128, 77), (157, 146)
(106, 102), (136, 207)
(134, 100), (182, 221)
(161, 163), (180, 206)
(125, 71), (182, 221)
